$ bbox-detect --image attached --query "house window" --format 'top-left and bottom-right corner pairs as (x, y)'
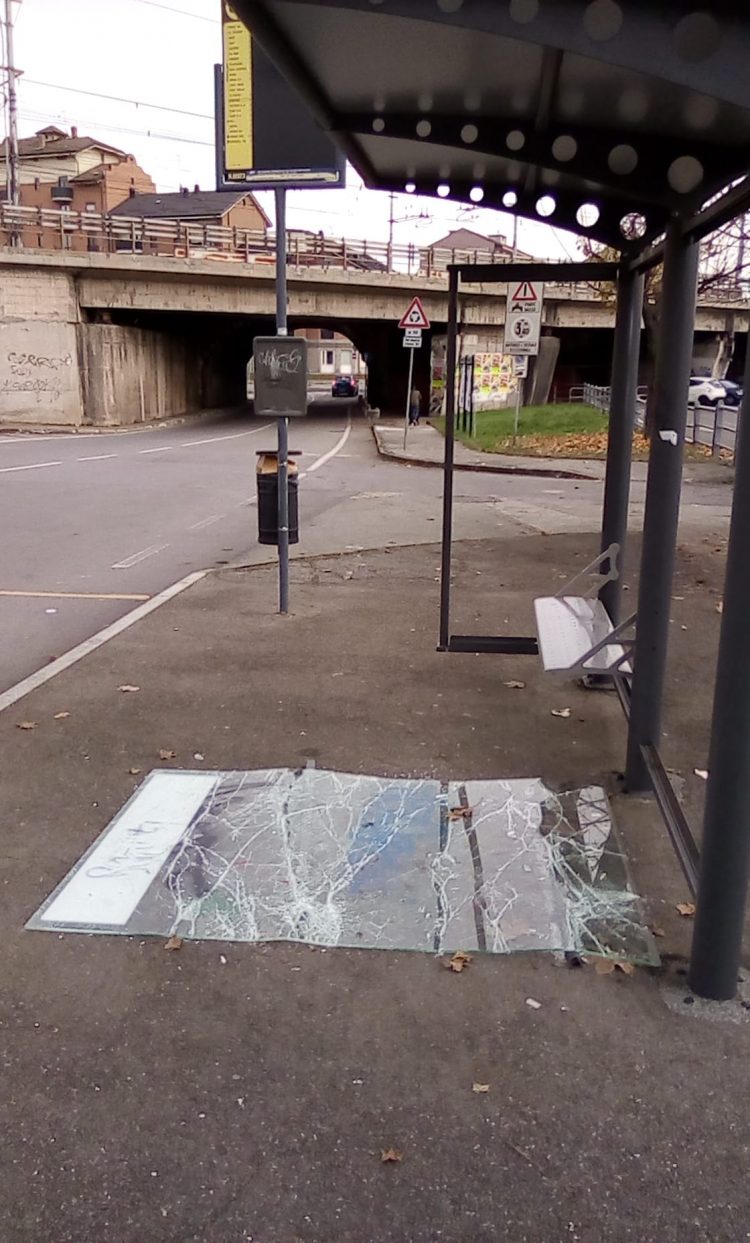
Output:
(321, 328), (335, 339)
(325, 350), (334, 365)
(85, 202), (96, 212)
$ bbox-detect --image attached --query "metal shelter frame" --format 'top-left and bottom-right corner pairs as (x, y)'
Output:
(234, 0), (750, 1001)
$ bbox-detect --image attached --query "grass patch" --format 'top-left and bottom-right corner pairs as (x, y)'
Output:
(431, 402), (711, 461)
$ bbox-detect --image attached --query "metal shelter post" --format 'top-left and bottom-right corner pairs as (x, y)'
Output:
(599, 266), (644, 623)
(688, 336), (750, 1000)
(275, 186), (289, 615)
(438, 266), (460, 650)
(625, 222), (699, 790)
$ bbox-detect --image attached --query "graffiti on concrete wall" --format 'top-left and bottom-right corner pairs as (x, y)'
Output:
(1, 350), (72, 405)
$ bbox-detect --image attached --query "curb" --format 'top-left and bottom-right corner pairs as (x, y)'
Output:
(0, 405), (248, 438)
(370, 426), (596, 481)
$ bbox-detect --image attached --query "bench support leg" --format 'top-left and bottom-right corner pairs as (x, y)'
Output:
(625, 223), (699, 792)
(688, 333), (750, 1000)
(599, 265), (644, 623)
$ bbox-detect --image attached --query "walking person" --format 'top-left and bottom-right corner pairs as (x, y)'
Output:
(409, 384), (422, 425)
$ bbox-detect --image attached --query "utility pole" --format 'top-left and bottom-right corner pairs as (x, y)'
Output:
(2, 0), (20, 205)
(388, 191), (394, 272)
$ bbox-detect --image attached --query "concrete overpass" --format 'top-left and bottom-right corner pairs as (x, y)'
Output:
(1, 248), (747, 427)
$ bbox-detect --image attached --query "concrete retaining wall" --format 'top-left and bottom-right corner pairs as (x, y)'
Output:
(0, 268), (83, 426)
(80, 323), (204, 426)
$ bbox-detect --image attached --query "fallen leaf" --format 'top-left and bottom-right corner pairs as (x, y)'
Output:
(693, 768), (709, 780)
(504, 680), (526, 690)
(594, 959), (616, 975)
(676, 902), (696, 917)
(17, 721), (37, 731)
(158, 749), (176, 761)
(551, 708), (571, 719)
(716, 600), (724, 614)
(380, 1149), (403, 1163)
(446, 950), (473, 973)
(164, 936), (183, 951)
(193, 752), (205, 761)
(448, 805), (475, 821)
(119, 684), (140, 693)
(650, 925), (666, 938)
(128, 767), (142, 776)
(615, 962), (636, 976)
(53, 711), (70, 720)
(472, 1083), (490, 1093)
(525, 997), (542, 1009)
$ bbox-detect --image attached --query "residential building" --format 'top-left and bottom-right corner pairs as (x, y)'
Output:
(421, 226), (533, 273)
(0, 125), (156, 247)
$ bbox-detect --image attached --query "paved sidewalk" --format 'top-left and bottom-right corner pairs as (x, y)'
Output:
(2, 525), (749, 1242)
(372, 418), (733, 487)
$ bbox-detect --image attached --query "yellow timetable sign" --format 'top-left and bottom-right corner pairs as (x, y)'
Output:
(222, 5), (253, 171)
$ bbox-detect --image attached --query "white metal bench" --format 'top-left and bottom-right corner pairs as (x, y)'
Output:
(533, 544), (636, 677)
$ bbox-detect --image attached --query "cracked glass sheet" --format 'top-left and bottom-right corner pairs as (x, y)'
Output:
(27, 769), (658, 964)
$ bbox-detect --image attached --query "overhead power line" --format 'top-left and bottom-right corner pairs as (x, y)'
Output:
(23, 78), (213, 120)
(130, 0), (218, 22)
(18, 107), (214, 148)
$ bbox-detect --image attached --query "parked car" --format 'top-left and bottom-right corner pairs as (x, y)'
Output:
(331, 375), (358, 397)
(719, 379), (743, 406)
(688, 376), (727, 406)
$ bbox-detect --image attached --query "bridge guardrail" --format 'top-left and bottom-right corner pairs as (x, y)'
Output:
(1, 204), (747, 308)
(581, 382), (738, 457)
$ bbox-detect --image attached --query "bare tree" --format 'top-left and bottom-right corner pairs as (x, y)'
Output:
(582, 213), (750, 433)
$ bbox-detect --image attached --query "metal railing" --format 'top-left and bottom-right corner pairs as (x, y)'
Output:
(580, 382), (739, 456)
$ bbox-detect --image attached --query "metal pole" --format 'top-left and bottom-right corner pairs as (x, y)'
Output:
(402, 343), (415, 450)
(688, 332), (750, 1000)
(274, 186), (289, 615)
(512, 381), (521, 445)
(3, 0), (20, 206)
(438, 267), (460, 650)
(625, 223), (699, 790)
(599, 266), (644, 622)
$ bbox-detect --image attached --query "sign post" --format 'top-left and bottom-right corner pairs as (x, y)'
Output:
(399, 296), (430, 448)
(504, 281), (543, 445)
(219, 4), (344, 615)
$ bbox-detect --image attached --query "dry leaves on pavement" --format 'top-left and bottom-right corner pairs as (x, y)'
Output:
(693, 769), (709, 780)
(128, 767), (142, 775)
(472, 1083), (490, 1094)
(445, 950), (473, 973)
(448, 806), (475, 821)
(53, 711), (70, 720)
(676, 902), (696, 917)
(550, 708), (571, 719)
(158, 749), (177, 761)
(504, 680), (526, 690)
(17, 721), (37, 731)
(593, 959), (636, 976)
(380, 1149), (403, 1163)
(119, 684), (140, 693)
(164, 936), (183, 952)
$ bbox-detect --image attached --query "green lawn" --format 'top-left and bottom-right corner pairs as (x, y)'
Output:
(432, 403), (608, 454)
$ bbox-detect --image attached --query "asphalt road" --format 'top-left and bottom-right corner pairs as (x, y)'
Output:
(0, 402), (732, 697)
(0, 402), (362, 694)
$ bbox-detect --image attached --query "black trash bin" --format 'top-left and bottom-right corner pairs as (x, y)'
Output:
(256, 452), (300, 545)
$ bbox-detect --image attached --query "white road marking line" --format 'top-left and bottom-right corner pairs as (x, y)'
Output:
(77, 453), (117, 461)
(180, 423), (272, 448)
(0, 589), (150, 602)
(0, 460), (62, 474)
(305, 420), (352, 473)
(139, 446), (171, 454)
(112, 542), (169, 569)
(188, 513), (223, 531)
(0, 571), (206, 713)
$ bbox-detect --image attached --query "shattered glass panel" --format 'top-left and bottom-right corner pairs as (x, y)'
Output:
(27, 769), (658, 964)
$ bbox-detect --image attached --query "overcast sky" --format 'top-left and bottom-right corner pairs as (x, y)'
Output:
(9, 0), (578, 258)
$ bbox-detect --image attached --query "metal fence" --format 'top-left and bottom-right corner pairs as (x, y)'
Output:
(578, 382), (738, 456)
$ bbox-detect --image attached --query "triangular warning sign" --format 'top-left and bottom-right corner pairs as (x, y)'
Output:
(510, 281), (538, 303)
(399, 296), (431, 329)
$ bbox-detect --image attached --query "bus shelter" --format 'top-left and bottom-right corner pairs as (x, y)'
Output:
(235, 0), (750, 1000)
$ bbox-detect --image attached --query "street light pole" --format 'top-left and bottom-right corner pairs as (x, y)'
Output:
(3, 0), (20, 206)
